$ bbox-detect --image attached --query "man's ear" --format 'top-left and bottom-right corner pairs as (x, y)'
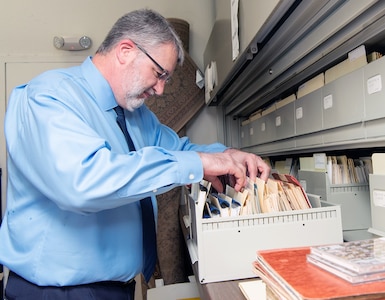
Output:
(116, 39), (136, 64)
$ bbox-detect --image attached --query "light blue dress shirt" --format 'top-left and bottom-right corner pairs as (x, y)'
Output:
(0, 56), (227, 286)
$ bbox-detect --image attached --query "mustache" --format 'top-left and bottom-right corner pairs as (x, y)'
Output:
(143, 88), (155, 97)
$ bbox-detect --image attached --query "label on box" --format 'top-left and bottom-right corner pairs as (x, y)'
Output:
(373, 190), (385, 207)
(367, 74), (382, 95)
(275, 116), (281, 127)
(323, 94), (333, 110)
(296, 107), (303, 119)
(314, 153), (327, 170)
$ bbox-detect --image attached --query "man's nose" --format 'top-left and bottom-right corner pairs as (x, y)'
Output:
(153, 80), (167, 95)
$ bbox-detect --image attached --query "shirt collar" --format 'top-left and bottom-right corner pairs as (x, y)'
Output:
(81, 56), (117, 111)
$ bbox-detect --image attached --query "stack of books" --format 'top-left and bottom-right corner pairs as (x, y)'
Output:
(253, 242), (385, 299)
(307, 238), (385, 284)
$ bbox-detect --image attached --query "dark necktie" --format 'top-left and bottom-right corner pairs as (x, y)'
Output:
(114, 106), (157, 282)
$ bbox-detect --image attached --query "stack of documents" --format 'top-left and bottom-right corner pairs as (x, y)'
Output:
(327, 155), (371, 184)
(257, 173), (311, 213)
(325, 45), (368, 84)
(197, 172), (311, 219)
(299, 153), (372, 185)
(297, 73), (325, 98)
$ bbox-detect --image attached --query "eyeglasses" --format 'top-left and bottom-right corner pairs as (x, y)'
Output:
(134, 42), (170, 82)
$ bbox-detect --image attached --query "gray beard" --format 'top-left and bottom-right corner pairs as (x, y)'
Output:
(125, 97), (145, 112)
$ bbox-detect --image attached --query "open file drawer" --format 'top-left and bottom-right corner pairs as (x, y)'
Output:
(181, 185), (343, 284)
(298, 170), (371, 231)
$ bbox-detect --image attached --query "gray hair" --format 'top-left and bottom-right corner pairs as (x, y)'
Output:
(96, 9), (184, 65)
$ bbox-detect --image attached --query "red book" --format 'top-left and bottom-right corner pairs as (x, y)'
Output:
(253, 247), (385, 299)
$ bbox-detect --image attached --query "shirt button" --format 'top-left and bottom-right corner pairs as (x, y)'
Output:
(189, 174), (195, 180)
(153, 189), (157, 193)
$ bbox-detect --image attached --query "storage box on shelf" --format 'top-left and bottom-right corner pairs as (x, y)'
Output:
(181, 184), (343, 284)
(240, 55), (385, 155)
(364, 55), (385, 138)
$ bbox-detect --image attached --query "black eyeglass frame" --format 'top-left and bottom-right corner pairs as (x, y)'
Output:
(133, 42), (170, 82)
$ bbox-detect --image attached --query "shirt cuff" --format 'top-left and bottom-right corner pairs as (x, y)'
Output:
(172, 151), (203, 184)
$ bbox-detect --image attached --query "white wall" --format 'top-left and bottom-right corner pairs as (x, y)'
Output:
(186, 106), (221, 144)
(0, 0), (215, 69)
(0, 0), (217, 215)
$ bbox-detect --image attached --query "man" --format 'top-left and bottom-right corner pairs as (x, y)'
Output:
(0, 9), (270, 300)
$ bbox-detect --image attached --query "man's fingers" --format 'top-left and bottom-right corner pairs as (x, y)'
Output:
(228, 164), (246, 192)
(205, 175), (224, 193)
(198, 151), (269, 192)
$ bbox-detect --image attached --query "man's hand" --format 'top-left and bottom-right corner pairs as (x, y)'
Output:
(198, 149), (270, 193)
(224, 148), (270, 182)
